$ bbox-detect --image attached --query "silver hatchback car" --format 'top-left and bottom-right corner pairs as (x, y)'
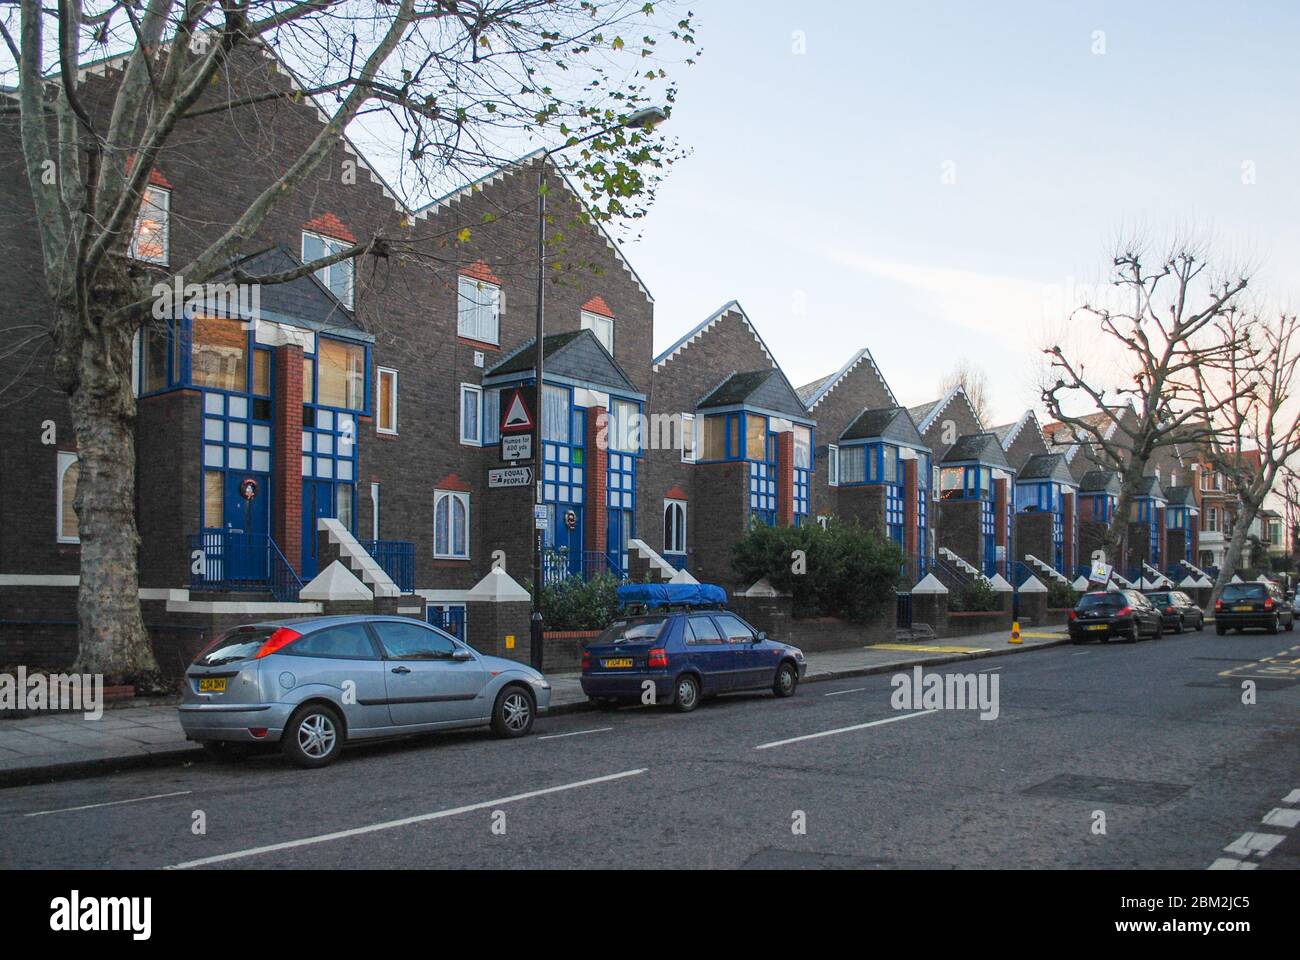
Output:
(179, 615), (551, 767)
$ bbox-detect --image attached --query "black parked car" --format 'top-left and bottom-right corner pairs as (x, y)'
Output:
(1069, 590), (1164, 643)
(1142, 590), (1205, 633)
(1214, 581), (1295, 635)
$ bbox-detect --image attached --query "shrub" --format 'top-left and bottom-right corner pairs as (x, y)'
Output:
(1047, 579), (1077, 609)
(950, 577), (1001, 612)
(540, 573), (621, 631)
(731, 518), (904, 622)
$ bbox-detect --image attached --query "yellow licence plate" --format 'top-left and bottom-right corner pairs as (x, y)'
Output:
(198, 678), (227, 693)
(1233, 605), (1253, 612)
(1086, 624), (1108, 631)
(603, 658), (633, 669)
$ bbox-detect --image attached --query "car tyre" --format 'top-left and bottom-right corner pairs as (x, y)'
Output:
(593, 697), (620, 712)
(1174, 616), (1184, 635)
(773, 661), (799, 698)
(1153, 619), (1163, 639)
(201, 741), (250, 763)
(1127, 625), (1140, 643)
(673, 673), (700, 713)
(1268, 617), (1280, 635)
(1286, 616), (1295, 632)
(1216, 623), (1227, 636)
(1196, 615), (1204, 632)
(281, 703), (344, 769)
(491, 685), (535, 738)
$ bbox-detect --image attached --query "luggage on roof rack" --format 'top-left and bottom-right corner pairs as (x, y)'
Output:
(616, 583), (728, 611)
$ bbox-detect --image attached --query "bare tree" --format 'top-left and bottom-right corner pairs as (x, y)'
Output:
(939, 359), (990, 426)
(1041, 244), (1251, 567)
(0, 1), (697, 683)
(1192, 310), (1300, 608)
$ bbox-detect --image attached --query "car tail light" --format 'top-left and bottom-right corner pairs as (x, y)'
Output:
(1068, 610), (1077, 621)
(248, 728), (268, 739)
(1215, 599), (1224, 612)
(254, 627), (301, 659)
(1265, 598), (1275, 610)
(1117, 606), (1134, 617)
(581, 650), (591, 670)
(1165, 606), (1175, 615)
(647, 648), (669, 668)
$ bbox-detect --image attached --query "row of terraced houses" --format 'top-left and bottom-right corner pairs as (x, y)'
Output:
(0, 47), (1273, 675)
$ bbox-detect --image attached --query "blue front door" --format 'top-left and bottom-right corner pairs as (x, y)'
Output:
(301, 479), (337, 580)
(224, 473), (269, 582)
(551, 506), (584, 577)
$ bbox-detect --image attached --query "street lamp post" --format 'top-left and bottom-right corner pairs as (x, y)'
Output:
(529, 107), (668, 670)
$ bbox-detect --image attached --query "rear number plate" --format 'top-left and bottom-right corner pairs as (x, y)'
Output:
(603, 658), (633, 669)
(1233, 605), (1252, 612)
(1086, 624), (1108, 632)
(198, 678), (227, 693)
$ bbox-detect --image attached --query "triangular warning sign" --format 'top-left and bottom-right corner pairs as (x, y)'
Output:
(501, 389), (534, 432)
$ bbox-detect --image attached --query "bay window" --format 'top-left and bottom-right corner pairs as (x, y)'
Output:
(317, 338), (365, 410)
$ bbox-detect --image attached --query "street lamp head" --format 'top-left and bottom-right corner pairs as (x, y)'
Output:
(623, 106), (669, 130)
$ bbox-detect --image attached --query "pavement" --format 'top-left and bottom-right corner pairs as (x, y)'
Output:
(0, 626), (1295, 869)
(0, 627), (1066, 785)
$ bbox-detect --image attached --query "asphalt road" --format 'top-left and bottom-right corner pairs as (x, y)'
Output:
(1, 629), (1297, 870)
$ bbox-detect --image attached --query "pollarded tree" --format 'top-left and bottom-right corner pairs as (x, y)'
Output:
(0, 0), (697, 683)
(1041, 244), (1252, 568)
(1192, 310), (1300, 607)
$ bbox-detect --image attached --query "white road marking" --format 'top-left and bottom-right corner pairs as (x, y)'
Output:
(1224, 832), (1286, 857)
(755, 710), (937, 750)
(537, 727), (613, 741)
(1283, 789), (1300, 804)
(24, 790), (192, 818)
(823, 687), (868, 697)
(1262, 807), (1300, 829)
(978, 667), (1001, 673)
(1071, 651), (1091, 657)
(166, 768), (647, 869)
(1208, 858), (1258, 870)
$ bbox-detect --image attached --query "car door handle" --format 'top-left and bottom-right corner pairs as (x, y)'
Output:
(391, 666), (411, 674)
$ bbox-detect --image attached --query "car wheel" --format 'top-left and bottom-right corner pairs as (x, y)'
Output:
(593, 697), (620, 712)
(673, 674), (700, 713)
(1174, 616), (1184, 635)
(1196, 615), (1204, 632)
(1127, 625), (1140, 643)
(1216, 623), (1226, 636)
(281, 703), (344, 769)
(1268, 617), (1280, 635)
(201, 741), (250, 763)
(773, 661), (799, 698)
(491, 685), (535, 738)
(1153, 619), (1163, 639)
(1287, 617), (1295, 632)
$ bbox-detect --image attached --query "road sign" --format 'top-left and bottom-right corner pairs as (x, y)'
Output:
(533, 503), (549, 530)
(488, 466), (534, 489)
(501, 386), (536, 434)
(500, 433), (533, 463)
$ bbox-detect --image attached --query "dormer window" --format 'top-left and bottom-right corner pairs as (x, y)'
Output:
(303, 231), (354, 308)
(581, 310), (614, 355)
(131, 186), (170, 264)
(458, 276), (500, 345)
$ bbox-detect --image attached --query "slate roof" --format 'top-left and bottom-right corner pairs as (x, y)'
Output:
(1079, 470), (1121, 495)
(216, 245), (363, 334)
(941, 433), (1011, 470)
(1135, 475), (1166, 500)
(1163, 485), (1197, 509)
(1016, 453), (1076, 485)
(697, 369), (810, 421)
(839, 407), (925, 447)
(486, 329), (638, 394)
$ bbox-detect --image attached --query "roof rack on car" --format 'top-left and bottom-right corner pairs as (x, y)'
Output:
(616, 583), (728, 611)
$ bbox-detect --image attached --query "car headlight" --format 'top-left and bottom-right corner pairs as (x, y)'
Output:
(530, 676), (550, 689)
(792, 648), (805, 661)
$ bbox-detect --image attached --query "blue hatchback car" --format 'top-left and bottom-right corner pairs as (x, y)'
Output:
(579, 584), (807, 712)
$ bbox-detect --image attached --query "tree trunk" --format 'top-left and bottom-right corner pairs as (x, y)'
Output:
(1210, 502), (1260, 611)
(54, 288), (162, 686)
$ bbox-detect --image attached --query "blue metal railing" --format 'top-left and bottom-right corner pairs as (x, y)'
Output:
(896, 591), (913, 629)
(543, 548), (626, 585)
(190, 530), (302, 601)
(359, 539), (415, 593)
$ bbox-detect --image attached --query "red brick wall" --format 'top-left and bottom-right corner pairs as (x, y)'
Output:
(274, 344), (304, 574)
(994, 477), (1008, 578)
(585, 406), (608, 556)
(903, 459), (918, 557)
(776, 431), (794, 527)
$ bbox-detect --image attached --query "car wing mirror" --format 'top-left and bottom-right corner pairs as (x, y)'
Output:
(451, 648), (473, 661)
(757, 631), (768, 642)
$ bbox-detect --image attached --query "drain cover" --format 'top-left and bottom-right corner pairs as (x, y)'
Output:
(1023, 774), (1189, 806)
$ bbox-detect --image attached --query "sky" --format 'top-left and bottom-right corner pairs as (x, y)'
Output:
(614, 0), (1300, 426)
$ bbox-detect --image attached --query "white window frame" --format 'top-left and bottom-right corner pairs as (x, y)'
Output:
(828, 444), (840, 487)
(581, 310), (615, 355)
(130, 185), (170, 265)
(370, 482), (381, 542)
(377, 367), (399, 436)
(664, 499), (687, 555)
(302, 231), (354, 309)
(434, 490), (470, 560)
(457, 276), (501, 345)
(459, 383), (483, 445)
(57, 451), (80, 544)
(680, 412), (698, 463)
(1206, 507), (1219, 533)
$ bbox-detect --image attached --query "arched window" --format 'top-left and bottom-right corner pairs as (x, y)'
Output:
(435, 490), (470, 559)
(663, 500), (686, 555)
(57, 452), (80, 544)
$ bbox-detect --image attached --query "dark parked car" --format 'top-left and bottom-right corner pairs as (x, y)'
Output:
(1214, 581), (1295, 635)
(580, 584), (806, 712)
(1142, 590), (1205, 633)
(1068, 589), (1163, 643)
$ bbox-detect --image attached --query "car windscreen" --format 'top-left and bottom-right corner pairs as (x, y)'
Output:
(1221, 584), (1267, 602)
(195, 626), (276, 666)
(1145, 593), (1170, 606)
(592, 617), (668, 645)
(1077, 593), (1124, 610)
